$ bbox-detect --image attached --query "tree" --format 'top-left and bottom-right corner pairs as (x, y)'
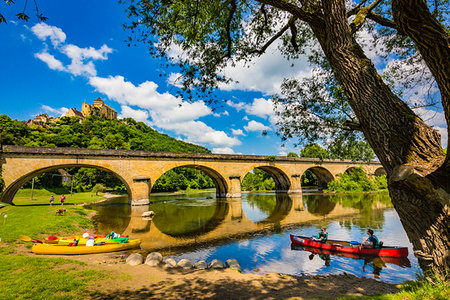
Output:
(300, 143), (329, 159)
(121, 0), (449, 276)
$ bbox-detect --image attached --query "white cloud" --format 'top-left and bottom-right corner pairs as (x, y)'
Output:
(228, 98), (280, 127)
(41, 105), (68, 117)
(34, 51), (65, 71)
(31, 23), (66, 47)
(212, 147), (235, 154)
(61, 44), (112, 77)
(219, 46), (311, 95)
(232, 129), (245, 136)
(167, 72), (184, 88)
(244, 120), (271, 132)
(118, 105), (149, 123)
(30, 23), (112, 78)
(242, 116), (249, 121)
(89, 75), (241, 149)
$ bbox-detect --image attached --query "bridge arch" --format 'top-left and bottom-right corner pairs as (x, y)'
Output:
(241, 165), (291, 193)
(302, 166), (334, 190)
(374, 167), (387, 177)
(151, 164), (228, 198)
(1, 164), (131, 205)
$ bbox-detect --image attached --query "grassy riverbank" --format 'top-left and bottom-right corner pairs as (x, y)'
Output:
(0, 189), (104, 244)
(1, 189), (449, 299)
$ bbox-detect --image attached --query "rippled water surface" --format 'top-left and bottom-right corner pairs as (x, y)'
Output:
(88, 191), (420, 283)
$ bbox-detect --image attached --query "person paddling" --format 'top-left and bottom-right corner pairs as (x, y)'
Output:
(312, 228), (328, 243)
(362, 229), (380, 248)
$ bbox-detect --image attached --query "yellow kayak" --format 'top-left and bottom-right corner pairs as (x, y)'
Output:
(44, 236), (129, 245)
(32, 239), (141, 255)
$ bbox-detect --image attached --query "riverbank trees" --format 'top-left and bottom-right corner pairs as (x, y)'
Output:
(120, 1), (449, 277)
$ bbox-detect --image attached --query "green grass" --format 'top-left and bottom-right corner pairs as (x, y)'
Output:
(0, 246), (108, 299)
(14, 188), (106, 205)
(342, 273), (450, 300)
(0, 189), (101, 243)
(0, 203), (95, 243)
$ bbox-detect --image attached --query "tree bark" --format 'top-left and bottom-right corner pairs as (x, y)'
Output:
(392, 0), (450, 193)
(301, 0), (449, 277)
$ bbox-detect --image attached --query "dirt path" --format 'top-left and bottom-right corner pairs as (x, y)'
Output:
(49, 251), (400, 299)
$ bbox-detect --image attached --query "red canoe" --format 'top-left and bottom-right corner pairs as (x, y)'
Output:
(290, 234), (409, 257)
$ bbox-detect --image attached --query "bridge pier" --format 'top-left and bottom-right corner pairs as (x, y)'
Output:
(226, 176), (242, 198)
(288, 174), (302, 193)
(130, 177), (151, 206)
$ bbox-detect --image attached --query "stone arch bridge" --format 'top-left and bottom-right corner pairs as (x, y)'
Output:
(0, 145), (384, 205)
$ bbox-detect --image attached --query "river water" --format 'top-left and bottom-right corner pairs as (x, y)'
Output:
(87, 191), (420, 283)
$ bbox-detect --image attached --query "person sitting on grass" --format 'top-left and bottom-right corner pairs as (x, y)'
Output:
(312, 228), (328, 243)
(362, 229), (380, 248)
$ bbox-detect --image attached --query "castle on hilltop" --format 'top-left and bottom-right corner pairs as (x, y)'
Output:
(66, 98), (117, 120)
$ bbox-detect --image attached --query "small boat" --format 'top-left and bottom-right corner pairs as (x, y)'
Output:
(32, 239), (141, 255)
(290, 234), (408, 257)
(44, 236), (129, 245)
(291, 244), (411, 267)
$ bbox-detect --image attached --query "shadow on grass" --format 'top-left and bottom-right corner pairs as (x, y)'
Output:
(89, 272), (400, 299)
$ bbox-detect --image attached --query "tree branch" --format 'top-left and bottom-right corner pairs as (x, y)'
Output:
(366, 11), (397, 29)
(224, 0), (237, 59)
(250, 16), (297, 56)
(350, 0), (385, 34)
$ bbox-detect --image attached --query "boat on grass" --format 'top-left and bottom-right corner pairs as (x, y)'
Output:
(44, 235), (129, 245)
(32, 239), (141, 255)
(290, 234), (408, 257)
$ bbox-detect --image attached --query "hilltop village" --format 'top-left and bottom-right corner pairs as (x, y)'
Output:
(26, 98), (117, 127)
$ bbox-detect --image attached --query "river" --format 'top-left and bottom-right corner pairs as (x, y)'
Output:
(87, 190), (420, 283)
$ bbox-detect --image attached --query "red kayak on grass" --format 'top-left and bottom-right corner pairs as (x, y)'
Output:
(290, 234), (409, 257)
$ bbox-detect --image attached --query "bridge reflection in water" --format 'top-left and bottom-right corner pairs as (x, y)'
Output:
(90, 192), (392, 254)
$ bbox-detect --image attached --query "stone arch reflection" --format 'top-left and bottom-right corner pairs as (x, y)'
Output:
(256, 193), (293, 224)
(303, 167), (334, 190)
(304, 194), (336, 216)
(150, 199), (229, 237)
(242, 193), (293, 224)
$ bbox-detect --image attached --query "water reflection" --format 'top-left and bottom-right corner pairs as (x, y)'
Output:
(88, 191), (418, 283)
(151, 198), (228, 237)
(291, 244), (411, 278)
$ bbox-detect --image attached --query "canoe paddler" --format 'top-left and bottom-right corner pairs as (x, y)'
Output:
(362, 229), (380, 248)
(312, 228), (328, 243)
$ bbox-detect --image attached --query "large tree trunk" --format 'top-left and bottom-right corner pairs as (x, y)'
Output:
(392, 0), (450, 193)
(302, 0), (449, 277)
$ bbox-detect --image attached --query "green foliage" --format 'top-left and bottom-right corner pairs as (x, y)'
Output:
(1, 114), (212, 193)
(326, 167), (385, 193)
(300, 143), (330, 159)
(266, 155), (277, 162)
(152, 167), (214, 193)
(92, 183), (106, 196)
(301, 170), (318, 186)
(0, 115), (210, 153)
(287, 152), (299, 157)
(241, 169), (275, 192)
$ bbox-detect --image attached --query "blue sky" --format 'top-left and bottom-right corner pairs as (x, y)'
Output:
(0, 1), (447, 154)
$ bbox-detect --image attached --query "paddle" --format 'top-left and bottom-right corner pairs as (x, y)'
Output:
(19, 235), (43, 243)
